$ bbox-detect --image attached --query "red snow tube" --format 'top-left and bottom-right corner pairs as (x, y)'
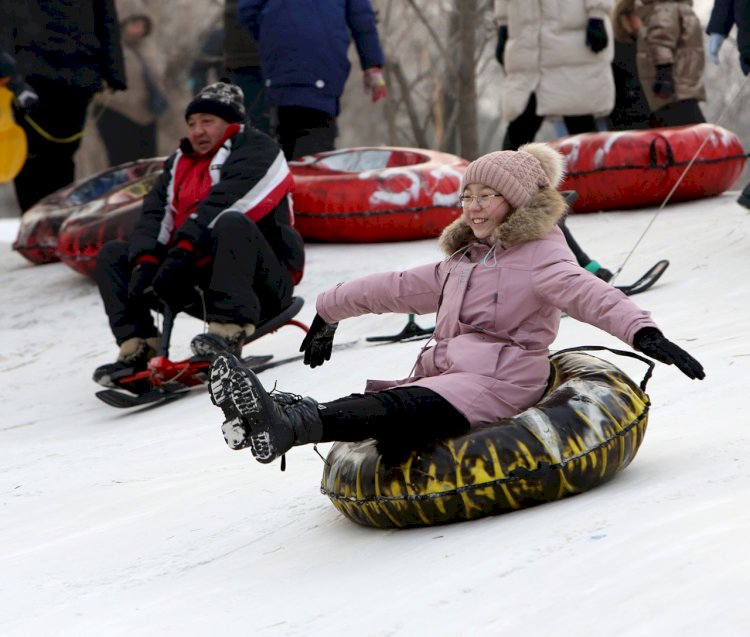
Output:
(289, 146), (469, 242)
(56, 171), (161, 277)
(550, 124), (746, 213)
(12, 158), (164, 264)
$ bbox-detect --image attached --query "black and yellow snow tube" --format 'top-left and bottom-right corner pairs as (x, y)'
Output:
(320, 350), (652, 529)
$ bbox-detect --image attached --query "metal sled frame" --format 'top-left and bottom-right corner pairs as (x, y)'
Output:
(111, 296), (309, 392)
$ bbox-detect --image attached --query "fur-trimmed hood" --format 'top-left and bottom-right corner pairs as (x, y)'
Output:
(438, 188), (568, 256)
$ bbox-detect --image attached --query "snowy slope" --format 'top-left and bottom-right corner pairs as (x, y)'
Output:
(1, 193), (749, 637)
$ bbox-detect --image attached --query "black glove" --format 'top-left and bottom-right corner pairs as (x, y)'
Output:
(128, 260), (159, 300)
(0, 51), (38, 110)
(652, 64), (675, 100)
(585, 18), (608, 53)
(300, 313), (339, 368)
(151, 246), (196, 309)
(633, 327), (705, 380)
(495, 25), (509, 67)
(9, 79), (39, 109)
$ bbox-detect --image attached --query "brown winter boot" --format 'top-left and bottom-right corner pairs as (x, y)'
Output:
(93, 336), (161, 388)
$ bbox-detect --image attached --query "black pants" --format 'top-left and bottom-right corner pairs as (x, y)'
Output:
(318, 386), (470, 444)
(558, 217), (592, 267)
(650, 99), (705, 128)
(96, 108), (157, 167)
(229, 66), (272, 135)
(95, 212), (293, 344)
(14, 78), (96, 212)
(276, 106), (337, 160)
(503, 93), (597, 151)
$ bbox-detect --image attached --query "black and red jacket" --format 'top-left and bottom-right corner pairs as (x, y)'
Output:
(128, 123), (304, 283)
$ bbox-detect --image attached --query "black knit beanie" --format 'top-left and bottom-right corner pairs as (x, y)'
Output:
(185, 81), (245, 123)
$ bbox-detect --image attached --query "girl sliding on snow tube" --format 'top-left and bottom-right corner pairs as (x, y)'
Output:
(206, 142), (705, 465)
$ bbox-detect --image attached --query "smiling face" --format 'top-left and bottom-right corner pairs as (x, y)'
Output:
(186, 113), (231, 154)
(461, 183), (511, 240)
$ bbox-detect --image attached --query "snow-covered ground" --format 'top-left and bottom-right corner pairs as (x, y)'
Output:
(1, 192), (749, 637)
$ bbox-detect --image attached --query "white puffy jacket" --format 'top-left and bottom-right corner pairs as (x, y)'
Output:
(494, 0), (616, 121)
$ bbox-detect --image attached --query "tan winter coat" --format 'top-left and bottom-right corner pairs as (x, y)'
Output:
(635, 0), (706, 112)
(494, 0), (616, 121)
(96, 43), (166, 126)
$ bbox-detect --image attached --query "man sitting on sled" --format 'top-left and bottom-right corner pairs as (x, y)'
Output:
(93, 81), (304, 388)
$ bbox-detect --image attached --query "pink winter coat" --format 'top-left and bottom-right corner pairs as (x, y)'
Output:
(316, 189), (658, 427)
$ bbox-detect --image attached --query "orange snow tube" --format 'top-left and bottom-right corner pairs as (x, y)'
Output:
(289, 147), (469, 242)
(550, 124), (746, 213)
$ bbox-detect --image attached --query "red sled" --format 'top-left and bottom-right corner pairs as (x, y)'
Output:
(96, 297), (308, 408)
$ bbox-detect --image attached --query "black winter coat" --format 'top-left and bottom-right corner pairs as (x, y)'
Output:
(128, 125), (305, 280)
(9, 0), (126, 91)
(707, 0), (750, 75)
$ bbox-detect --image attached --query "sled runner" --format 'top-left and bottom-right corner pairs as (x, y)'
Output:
(96, 297), (309, 408)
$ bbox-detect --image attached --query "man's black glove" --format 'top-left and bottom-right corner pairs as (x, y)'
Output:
(633, 327), (705, 380)
(9, 79), (39, 110)
(495, 25), (509, 67)
(652, 64), (675, 99)
(0, 51), (38, 110)
(585, 18), (608, 53)
(151, 246), (196, 310)
(300, 313), (339, 368)
(127, 260), (159, 300)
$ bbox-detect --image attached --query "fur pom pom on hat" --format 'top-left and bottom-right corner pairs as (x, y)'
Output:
(460, 143), (566, 209)
(185, 81), (246, 123)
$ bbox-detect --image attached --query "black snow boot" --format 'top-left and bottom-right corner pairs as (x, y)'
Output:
(737, 182), (750, 210)
(208, 354), (322, 463)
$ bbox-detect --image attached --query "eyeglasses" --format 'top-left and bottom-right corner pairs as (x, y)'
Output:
(458, 194), (503, 208)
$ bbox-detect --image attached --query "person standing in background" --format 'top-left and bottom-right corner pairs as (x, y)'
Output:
(635, 0), (706, 128)
(608, 0), (651, 130)
(493, 0), (615, 150)
(224, 0), (272, 135)
(187, 24), (224, 94)
(7, 0), (126, 213)
(706, 0), (750, 73)
(0, 2), (38, 114)
(95, 14), (167, 167)
(494, 0), (617, 282)
(705, 0), (750, 209)
(237, 0), (388, 160)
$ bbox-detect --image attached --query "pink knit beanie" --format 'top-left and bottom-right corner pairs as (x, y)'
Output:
(461, 146), (555, 209)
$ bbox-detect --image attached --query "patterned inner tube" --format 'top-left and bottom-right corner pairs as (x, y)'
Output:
(320, 351), (650, 529)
